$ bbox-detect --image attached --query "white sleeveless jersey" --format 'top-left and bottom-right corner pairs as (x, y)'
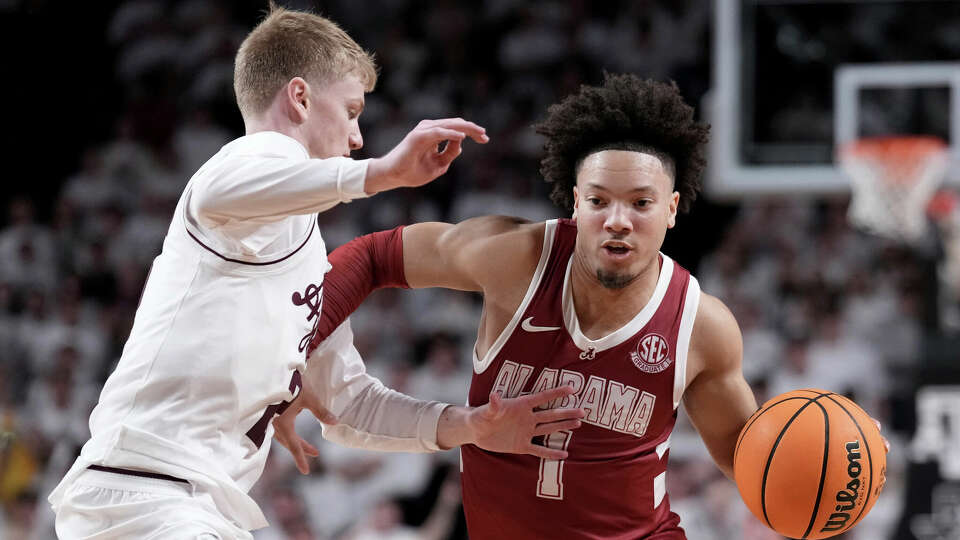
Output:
(49, 132), (370, 530)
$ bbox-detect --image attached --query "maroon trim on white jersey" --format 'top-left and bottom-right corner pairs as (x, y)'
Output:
(184, 214), (318, 266)
(87, 465), (189, 484)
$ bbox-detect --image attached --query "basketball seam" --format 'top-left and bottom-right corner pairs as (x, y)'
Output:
(801, 397), (831, 539)
(735, 396), (810, 460)
(760, 396), (822, 530)
(822, 393), (876, 535)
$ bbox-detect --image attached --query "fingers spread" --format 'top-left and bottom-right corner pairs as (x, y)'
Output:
(534, 407), (585, 424)
(487, 391), (503, 411)
(301, 439), (320, 457)
(533, 419), (582, 437)
(283, 429), (316, 474)
(291, 438), (309, 474)
(525, 444), (568, 461)
(273, 413), (316, 474)
(524, 385), (575, 408)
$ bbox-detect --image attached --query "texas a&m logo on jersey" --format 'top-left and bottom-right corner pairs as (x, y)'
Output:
(630, 333), (672, 374)
(292, 282), (323, 353)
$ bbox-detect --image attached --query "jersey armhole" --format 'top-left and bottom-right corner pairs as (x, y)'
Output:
(673, 276), (701, 409)
(473, 219), (558, 374)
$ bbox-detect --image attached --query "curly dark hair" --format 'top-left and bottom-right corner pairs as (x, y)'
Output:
(535, 73), (710, 213)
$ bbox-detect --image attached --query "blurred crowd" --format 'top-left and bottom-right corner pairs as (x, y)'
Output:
(0, 0), (935, 538)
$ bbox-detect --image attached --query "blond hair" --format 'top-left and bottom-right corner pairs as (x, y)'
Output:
(233, 4), (377, 120)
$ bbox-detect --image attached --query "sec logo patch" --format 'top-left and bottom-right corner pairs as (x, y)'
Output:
(630, 333), (672, 373)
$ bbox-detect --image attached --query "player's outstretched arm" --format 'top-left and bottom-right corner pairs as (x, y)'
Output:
(274, 321), (584, 473)
(190, 118), (486, 227)
(310, 216), (540, 349)
(365, 118), (489, 194)
(682, 294), (758, 480)
(274, 374), (584, 473)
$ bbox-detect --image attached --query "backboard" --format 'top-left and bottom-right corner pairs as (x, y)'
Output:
(712, 0), (960, 196)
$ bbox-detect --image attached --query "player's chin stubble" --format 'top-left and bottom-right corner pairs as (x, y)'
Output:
(596, 270), (637, 290)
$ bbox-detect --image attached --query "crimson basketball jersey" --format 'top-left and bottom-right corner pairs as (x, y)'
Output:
(461, 219), (701, 539)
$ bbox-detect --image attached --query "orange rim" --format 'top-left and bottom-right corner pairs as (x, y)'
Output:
(842, 135), (947, 159)
(841, 136), (948, 185)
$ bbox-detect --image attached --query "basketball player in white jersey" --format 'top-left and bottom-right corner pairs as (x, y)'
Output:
(48, 6), (584, 539)
(278, 75), (761, 538)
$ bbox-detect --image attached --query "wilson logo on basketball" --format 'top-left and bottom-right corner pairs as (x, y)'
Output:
(822, 440), (863, 533)
(630, 333), (672, 373)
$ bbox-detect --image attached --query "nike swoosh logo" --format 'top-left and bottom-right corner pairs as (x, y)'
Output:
(521, 317), (562, 333)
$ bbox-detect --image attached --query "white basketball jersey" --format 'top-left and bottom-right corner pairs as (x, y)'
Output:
(50, 132), (369, 530)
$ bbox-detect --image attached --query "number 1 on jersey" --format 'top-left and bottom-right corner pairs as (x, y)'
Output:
(536, 430), (573, 499)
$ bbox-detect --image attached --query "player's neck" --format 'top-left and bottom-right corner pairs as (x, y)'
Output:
(569, 253), (661, 340)
(244, 114), (310, 155)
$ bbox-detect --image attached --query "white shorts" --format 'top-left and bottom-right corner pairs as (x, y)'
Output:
(54, 468), (254, 540)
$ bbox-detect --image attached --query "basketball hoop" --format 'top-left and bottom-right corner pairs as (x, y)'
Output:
(841, 136), (949, 243)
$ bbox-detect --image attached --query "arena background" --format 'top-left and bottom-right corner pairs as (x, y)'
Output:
(1, 1), (958, 538)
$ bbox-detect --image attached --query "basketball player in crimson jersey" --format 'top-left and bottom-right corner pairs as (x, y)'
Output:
(275, 74), (759, 538)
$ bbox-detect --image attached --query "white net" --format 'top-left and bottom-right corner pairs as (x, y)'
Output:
(842, 136), (950, 243)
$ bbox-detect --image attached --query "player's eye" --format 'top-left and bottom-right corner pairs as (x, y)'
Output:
(634, 199), (651, 208)
(587, 197), (604, 206)
(348, 109), (359, 120)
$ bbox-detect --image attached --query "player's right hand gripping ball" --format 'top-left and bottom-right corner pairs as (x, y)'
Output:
(733, 389), (886, 539)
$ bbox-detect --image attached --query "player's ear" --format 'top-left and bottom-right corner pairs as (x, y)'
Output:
(286, 77), (310, 124)
(667, 191), (679, 229)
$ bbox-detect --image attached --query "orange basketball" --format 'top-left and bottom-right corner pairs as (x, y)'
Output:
(733, 389), (887, 539)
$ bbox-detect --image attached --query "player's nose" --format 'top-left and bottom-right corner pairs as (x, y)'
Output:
(603, 202), (633, 234)
(349, 131), (363, 151)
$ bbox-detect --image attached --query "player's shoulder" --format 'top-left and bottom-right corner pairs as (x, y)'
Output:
(689, 292), (743, 371)
(444, 215), (548, 291)
(445, 215), (545, 255)
(452, 214), (543, 236)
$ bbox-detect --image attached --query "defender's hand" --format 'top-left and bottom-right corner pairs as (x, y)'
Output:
(365, 118), (488, 194)
(272, 375), (338, 475)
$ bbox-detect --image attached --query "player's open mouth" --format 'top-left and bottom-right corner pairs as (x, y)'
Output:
(601, 241), (632, 259)
(601, 240), (632, 255)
